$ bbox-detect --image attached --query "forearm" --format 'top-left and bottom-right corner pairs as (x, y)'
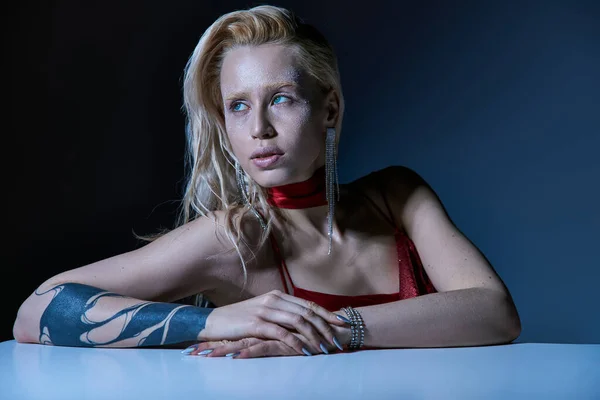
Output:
(338, 287), (521, 349)
(13, 282), (212, 348)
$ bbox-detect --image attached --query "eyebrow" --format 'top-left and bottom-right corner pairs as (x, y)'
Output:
(224, 81), (300, 101)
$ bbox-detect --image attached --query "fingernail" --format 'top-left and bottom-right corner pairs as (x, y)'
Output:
(226, 352), (240, 358)
(333, 336), (343, 351)
(336, 315), (351, 324)
(301, 347), (313, 356)
(198, 349), (213, 356)
(319, 343), (329, 354)
(181, 344), (198, 354)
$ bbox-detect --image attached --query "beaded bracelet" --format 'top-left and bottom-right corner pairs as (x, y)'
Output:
(342, 306), (365, 350)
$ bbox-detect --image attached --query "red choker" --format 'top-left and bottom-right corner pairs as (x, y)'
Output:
(267, 166), (328, 209)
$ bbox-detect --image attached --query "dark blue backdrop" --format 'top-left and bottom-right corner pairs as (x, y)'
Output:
(8, 0), (599, 343)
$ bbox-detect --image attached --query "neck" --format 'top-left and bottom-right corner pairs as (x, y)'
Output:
(266, 166), (343, 239)
(267, 166), (327, 209)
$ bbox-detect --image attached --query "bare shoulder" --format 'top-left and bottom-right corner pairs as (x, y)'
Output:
(350, 165), (437, 231)
(350, 165), (422, 191)
(177, 209), (261, 271)
(214, 205), (272, 240)
(203, 208), (275, 276)
(370, 165), (425, 192)
(349, 164), (426, 201)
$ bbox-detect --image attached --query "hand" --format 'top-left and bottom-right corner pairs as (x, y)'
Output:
(184, 311), (352, 359)
(331, 315), (352, 351)
(187, 333), (341, 359)
(197, 290), (350, 355)
(193, 338), (294, 358)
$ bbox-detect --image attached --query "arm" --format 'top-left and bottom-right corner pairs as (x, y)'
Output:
(334, 166), (521, 348)
(13, 211), (346, 352)
(13, 213), (229, 346)
(25, 282), (212, 347)
(336, 287), (519, 348)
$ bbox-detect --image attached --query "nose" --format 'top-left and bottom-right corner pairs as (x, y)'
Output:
(250, 108), (275, 140)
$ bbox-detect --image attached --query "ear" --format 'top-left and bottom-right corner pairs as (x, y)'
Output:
(322, 88), (340, 127)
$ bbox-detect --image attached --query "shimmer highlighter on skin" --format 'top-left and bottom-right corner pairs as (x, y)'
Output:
(220, 44), (329, 188)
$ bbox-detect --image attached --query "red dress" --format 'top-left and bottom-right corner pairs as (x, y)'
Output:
(267, 182), (437, 312)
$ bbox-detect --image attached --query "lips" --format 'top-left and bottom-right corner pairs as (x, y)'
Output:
(251, 146), (284, 159)
(252, 154), (282, 168)
(254, 152), (280, 159)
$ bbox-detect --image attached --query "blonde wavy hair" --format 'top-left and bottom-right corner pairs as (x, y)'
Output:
(142, 5), (345, 298)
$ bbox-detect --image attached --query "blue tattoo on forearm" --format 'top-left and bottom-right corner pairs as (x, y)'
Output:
(36, 283), (212, 347)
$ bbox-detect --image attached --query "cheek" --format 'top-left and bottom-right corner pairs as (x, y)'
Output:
(225, 120), (246, 151)
(278, 104), (314, 133)
(224, 134), (244, 164)
(225, 117), (242, 135)
(282, 107), (323, 148)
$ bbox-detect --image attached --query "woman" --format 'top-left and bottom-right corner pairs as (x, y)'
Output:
(12, 5), (521, 359)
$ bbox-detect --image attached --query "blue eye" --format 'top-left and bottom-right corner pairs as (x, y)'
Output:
(273, 95), (290, 105)
(232, 102), (248, 112)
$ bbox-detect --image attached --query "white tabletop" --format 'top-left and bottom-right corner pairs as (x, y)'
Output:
(1, 340), (598, 400)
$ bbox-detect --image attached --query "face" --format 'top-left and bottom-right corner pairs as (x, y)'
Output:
(220, 43), (336, 187)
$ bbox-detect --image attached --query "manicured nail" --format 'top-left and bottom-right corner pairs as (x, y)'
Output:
(181, 344), (198, 354)
(333, 336), (343, 351)
(336, 315), (351, 324)
(198, 349), (213, 356)
(302, 347), (313, 356)
(226, 352), (240, 358)
(319, 343), (329, 354)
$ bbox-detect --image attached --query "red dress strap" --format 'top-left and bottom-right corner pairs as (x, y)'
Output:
(372, 178), (437, 296)
(364, 180), (432, 297)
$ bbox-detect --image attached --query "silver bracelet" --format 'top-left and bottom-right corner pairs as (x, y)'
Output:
(342, 306), (365, 350)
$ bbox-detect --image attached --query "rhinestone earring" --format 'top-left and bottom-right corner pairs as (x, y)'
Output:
(325, 127), (340, 255)
(235, 161), (267, 231)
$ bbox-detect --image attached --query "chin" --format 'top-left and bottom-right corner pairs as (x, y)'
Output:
(252, 167), (304, 188)
(249, 168), (286, 188)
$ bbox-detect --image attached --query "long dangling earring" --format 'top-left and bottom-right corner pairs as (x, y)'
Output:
(325, 127), (340, 255)
(235, 161), (267, 231)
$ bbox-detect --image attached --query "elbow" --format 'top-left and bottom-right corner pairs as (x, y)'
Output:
(505, 306), (522, 343)
(12, 292), (43, 344)
(491, 289), (522, 344)
(13, 307), (34, 344)
(501, 312), (522, 344)
(13, 324), (30, 344)
(473, 287), (521, 345)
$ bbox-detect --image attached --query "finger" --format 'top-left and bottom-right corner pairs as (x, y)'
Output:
(263, 292), (344, 348)
(252, 321), (306, 355)
(206, 338), (263, 358)
(292, 332), (335, 355)
(235, 340), (298, 359)
(185, 339), (232, 355)
(265, 290), (348, 327)
(259, 308), (327, 354)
